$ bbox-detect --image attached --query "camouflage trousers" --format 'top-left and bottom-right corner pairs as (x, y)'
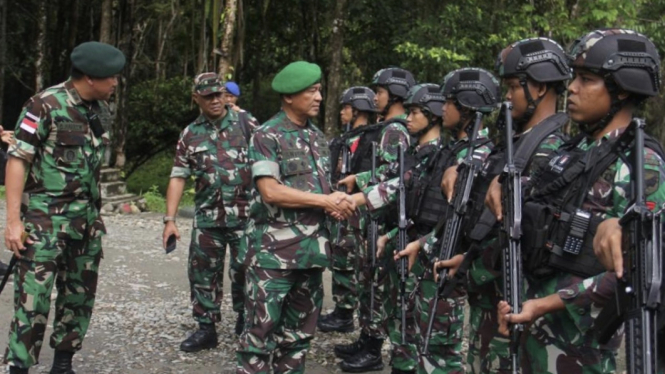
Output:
(330, 225), (358, 309)
(355, 227), (388, 338)
(520, 275), (618, 374)
(521, 330), (617, 374)
(385, 258), (419, 372)
(188, 227), (245, 324)
(3, 232), (102, 368)
(236, 267), (323, 374)
(416, 279), (465, 374)
(466, 286), (511, 374)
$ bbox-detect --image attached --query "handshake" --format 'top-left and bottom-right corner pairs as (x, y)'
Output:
(321, 191), (357, 221)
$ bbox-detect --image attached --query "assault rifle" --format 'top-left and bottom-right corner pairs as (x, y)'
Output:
(335, 122), (352, 245)
(422, 111), (483, 353)
(368, 142), (380, 316)
(499, 102), (523, 374)
(596, 118), (661, 374)
(397, 142), (408, 345)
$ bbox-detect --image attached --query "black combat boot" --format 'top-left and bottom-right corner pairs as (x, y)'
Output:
(49, 350), (75, 374)
(179, 323), (218, 352)
(339, 336), (384, 372)
(234, 312), (245, 336)
(9, 366), (29, 374)
(317, 306), (354, 333)
(334, 332), (368, 359)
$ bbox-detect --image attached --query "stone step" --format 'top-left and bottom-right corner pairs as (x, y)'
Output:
(103, 193), (141, 204)
(100, 168), (121, 183)
(101, 181), (127, 198)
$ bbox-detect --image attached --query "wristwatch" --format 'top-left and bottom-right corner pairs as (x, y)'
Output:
(163, 216), (176, 224)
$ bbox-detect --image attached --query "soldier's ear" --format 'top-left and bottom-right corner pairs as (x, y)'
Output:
(282, 94), (294, 105)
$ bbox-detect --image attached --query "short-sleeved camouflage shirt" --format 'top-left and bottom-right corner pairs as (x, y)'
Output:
(9, 80), (112, 253)
(245, 110), (332, 269)
(170, 107), (255, 229)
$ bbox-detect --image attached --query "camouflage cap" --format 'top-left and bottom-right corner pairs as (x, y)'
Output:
(70, 41), (125, 78)
(272, 61), (322, 94)
(193, 72), (225, 96)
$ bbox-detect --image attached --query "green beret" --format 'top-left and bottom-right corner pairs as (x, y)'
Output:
(71, 42), (126, 78)
(272, 61), (322, 94)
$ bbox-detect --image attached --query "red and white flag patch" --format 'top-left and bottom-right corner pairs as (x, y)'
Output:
(20, 112), (39, 134)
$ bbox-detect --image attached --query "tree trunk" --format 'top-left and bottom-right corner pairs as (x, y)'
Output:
(34, 1), (48, 92)
(100, 0), (113, 43)
(113, 0), (136, 168)
(217, 0), (237, 79)
(197, 0), (207, 72)
(323, 0), (347, 137)
(0, 0), (6, 124)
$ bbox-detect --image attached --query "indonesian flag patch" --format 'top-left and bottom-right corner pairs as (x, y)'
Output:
(20, 112), (39, 134)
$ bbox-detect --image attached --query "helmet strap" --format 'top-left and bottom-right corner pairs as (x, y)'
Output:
(516, 77), (544, 132)
(454, 101), (471, 138)
(411, 107), (439, 139)
(578, 74), (626, 136)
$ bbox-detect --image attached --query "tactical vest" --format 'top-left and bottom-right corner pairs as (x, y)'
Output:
(350, 118), (407, 179)
(407, 139), (478, 236)
(521, 129), (665, 280)
(463, 113), (569, 244)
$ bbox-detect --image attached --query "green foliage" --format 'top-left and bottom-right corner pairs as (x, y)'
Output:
(142, 185), (167, 213)
(124, 76), (199, 177)
(126, 151), (175, 196)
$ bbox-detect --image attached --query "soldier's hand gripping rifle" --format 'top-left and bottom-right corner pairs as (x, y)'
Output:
(422, 111), (483, 354)
(368, 142), (380, 316)
(596, 118), (661, 374)
(335, 122), (352, 245)
(397, 142), (408, 345)
(499, 102), (524, 374)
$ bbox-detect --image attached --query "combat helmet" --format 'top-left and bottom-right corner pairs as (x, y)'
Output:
(441, 68), (501, 114)
(568, 29), (661, 134)
(495, 37), (572, 127)
(340, 86), (378, 113)
(371, 67), (416, 99)
(404, 83), (445, 137)
(497, 37), (571, 83)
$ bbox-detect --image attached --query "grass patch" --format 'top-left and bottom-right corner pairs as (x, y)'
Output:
(126, 151), (195, 213)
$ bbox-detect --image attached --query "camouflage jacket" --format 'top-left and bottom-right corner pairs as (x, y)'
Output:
(244, 110), (332, 269)
(9, 80), (112, 258)
(533, 126), (665, 348)
(354, 116), (411, 191)
(170, 107), (256, 229)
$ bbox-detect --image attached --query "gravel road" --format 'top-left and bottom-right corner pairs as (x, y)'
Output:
(0, 203), (392, 374)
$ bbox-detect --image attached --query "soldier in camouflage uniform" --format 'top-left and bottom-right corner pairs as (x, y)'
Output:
(163, 72), (257, 352)
(3, 42), (125, 374)
(319, 87), (378, 333)
(392, 69), (499, 374)
(494, 29), (665, 374)
(336, 68), (414, 373)
(431, 39), (572, 374)
(236, 61), (356, 373)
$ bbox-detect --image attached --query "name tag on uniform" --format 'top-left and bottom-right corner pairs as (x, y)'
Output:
(57, 122), (86, 132)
